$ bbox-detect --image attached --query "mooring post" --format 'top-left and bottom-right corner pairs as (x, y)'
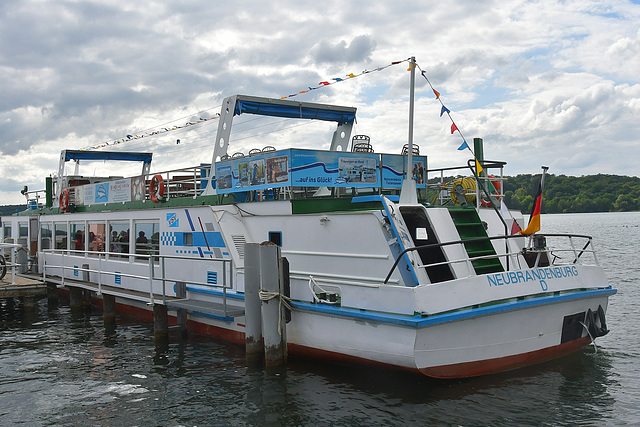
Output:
(175, 281), (187, 337)
(23, 296), (35, 311)
(69, 286), (83, 312)
(153, 304), (169, 341)
(244, 243), (263, 363)
(103, 293), (116, 326)
(260, 243), (287, 367)
(47, 283), (58, 305)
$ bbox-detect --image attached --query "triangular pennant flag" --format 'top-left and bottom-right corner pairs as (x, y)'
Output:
(457, 141), (469, 150)
(433, 89), (440, 99)
(475, 160), (484, 176)
(451, 123), (458, 134)
(440, 105), (450, 117)
(347, 73), (356, 78)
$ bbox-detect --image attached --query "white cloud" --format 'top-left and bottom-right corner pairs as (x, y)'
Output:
(1, 0), (639, 204)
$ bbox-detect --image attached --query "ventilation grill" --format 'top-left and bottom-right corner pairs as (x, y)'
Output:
(207, 271), (218, 285)
(231, 235), (246, 258)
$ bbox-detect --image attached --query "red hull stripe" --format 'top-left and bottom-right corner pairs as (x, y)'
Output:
(419, 336), (592, 379)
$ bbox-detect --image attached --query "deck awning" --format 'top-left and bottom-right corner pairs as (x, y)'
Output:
(62, 150), (153, 163)
(234, 99), (356, 125)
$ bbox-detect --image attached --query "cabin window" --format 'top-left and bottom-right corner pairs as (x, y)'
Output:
(87, 222), (106, 255)
(54, 223), (68, 250)
(40, 223), (53, 250)
(18, 222), (28, 239)
(268, 231), (282, 247)
(70, 222), (86, 254)
(183, 233), (193, 246)
(134, 221), (159, 262)
(2, 223), (11, 242)
(108, 221), (130, 258)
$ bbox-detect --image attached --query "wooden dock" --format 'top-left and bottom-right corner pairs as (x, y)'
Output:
(0, 274), (48, 299)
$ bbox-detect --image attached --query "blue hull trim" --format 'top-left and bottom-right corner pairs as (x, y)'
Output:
(291, 287), (617, 328)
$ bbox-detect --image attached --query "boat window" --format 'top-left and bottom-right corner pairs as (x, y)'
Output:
(2, 223), (11, 242)
(40, 223), (53, 250)
(134, 221), (159, 262)
(268, 231), (282, 247)
(183, 233), (193, 246)
(108, 221), (130, 258)
(70, 222), (86, 255)
(87, 222), (106, 255)
(54, 223), (68, 250)
(18, 222), (28, 238)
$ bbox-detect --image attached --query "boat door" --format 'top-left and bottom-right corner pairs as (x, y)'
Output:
(380, 196), (430, 286)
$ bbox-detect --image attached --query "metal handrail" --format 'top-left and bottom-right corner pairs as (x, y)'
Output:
(383, 233), (596, 284)
(41, 249), (233, 314)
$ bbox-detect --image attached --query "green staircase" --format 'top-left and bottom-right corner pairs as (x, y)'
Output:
(448, 206), (504, 275)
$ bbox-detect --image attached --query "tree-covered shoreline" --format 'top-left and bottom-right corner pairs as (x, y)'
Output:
(2, 173), (639, 216)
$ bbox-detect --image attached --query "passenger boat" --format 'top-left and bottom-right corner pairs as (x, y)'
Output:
(0, 59), (615, 378)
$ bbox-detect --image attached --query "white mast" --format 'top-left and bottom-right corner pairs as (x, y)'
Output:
(399, 56), (418, 205)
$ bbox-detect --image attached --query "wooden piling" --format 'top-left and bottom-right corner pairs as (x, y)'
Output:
(244, 243), (263, 363)
(69, 286), (83, 312)
(175, 281), (188, 337)
(47, 283), (58, 305)
(103, 294), (116, 326)
(22, 296), (36, 311)
(153, 304), (169, 341)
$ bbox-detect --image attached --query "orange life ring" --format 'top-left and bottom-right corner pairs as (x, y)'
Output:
(481, 175), (502, 207)
(59, 189), (69, 212)
(149, 174), (165, 203)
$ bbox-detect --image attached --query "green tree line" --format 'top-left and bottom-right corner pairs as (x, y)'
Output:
(2, 173), (639, 216)
(502, 173), (640, 214)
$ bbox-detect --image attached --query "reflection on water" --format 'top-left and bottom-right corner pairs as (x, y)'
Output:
(1, 212), (639, 425)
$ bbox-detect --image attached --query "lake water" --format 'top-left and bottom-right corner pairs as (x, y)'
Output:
(1, 212), (639, 426)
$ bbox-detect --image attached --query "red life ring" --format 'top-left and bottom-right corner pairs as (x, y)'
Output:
(59, 189), (69, 212)
(149, 174), (165, 203)
(481, 175), (502, 207)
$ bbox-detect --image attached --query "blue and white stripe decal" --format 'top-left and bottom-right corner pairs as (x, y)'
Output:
(291, 287), (617, 328)
(184, 208), (196, 231)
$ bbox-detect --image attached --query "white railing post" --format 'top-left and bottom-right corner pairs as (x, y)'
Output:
(148, 255), (154, 305)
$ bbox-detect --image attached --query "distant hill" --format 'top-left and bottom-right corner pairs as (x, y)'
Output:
(502, 174), (640, 214)
(428, 173), (640, 214)
(0, 204), (26, 216)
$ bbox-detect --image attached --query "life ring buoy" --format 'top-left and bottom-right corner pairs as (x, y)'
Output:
(481, 175), (502, 207)
(149, 174), (165, 203)
(59, 189), (69, 212)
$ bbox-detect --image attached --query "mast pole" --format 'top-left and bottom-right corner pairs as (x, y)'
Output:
(400, 56), (418, 204)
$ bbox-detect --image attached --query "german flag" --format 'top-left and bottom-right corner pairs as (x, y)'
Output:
(520, 167), (548, 236)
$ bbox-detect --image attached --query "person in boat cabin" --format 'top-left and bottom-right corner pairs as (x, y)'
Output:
(111, 231), (119, 253)
(74, 231), (84, 251)
(135, 231), (148, 254)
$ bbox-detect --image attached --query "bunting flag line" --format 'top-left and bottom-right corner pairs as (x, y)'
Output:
(416, 62), (485, 177)
(82, 58), (410, 151)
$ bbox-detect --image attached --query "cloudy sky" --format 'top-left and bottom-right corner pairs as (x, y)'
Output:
(1, 0), (639, 204)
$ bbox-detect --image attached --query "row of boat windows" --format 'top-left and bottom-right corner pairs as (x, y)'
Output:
(38, 220), (160, 259)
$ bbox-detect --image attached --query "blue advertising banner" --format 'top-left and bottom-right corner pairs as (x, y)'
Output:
(381, 154), (427, 189)
(215, 150), (291, 194)
(290, 150), (379, 187)
(214, 148), (427, 194)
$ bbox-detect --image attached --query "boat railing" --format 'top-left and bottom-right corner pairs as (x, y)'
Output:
(427, 161), (506, 208)
(0, 242), (24, 285)
(383, 233), (597, 284)
(144, 164), (211, 200)
(41, 249), (234, 315)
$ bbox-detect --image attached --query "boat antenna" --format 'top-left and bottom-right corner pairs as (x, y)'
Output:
(399, 56), (418, 204)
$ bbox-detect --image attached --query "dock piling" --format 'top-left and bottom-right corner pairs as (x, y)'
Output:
(260, 243), (287, 367)
(69, 286), (83, 312)
(244, 243), (263, 363)
(175, 281), (188, 337)
(153, 304), (169, 341)
(103, 294), (116, 326)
